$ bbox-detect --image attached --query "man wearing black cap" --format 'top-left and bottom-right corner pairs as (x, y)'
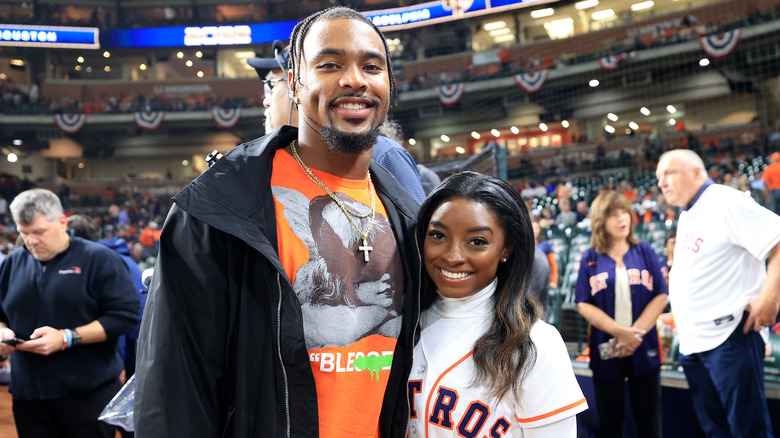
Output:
(248, 40), (427, 204)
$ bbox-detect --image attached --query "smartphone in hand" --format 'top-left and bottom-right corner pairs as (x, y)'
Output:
(1, 337), (27, 346)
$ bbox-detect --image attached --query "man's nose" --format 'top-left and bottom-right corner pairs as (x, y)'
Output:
(339, 64), (368, 91)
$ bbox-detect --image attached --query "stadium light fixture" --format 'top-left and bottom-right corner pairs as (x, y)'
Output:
(669, 118), (676, 125)
(539, 123), (548, 132)
(197, 71), (204, 77)
(607, 113), (618, 121)
(7, 153), (17, 163)
(455, 146), (466, 154)
(489, 28), (511, 36)
(196, 51), (203, 58)
(530, 8), (554, 19)
(589, 79), (599, 87)
(592, 9), (615, 20)
(640, 107), (651, 116)
(409, 138), (417, 145)
(140, 64), (147, 71)
(604, 125), (615, 134)
(575, 0), (599, 9)
(186, 60), (193, 67)
(441, 135), (450, 142)
(176, 52), (184, 59)
(629, 121), (639, 130)
(561, 120), (570, 128)
(510, 126), (520, 134)
(699, 58), (710, 67)
(103, 51), (110, 58)
(491, 129), (501, 137)
(666, 105), (677, 114)
(77, 56), (84, 63)
(631, 1), (654, 11)
(471, 131), (481, 139)
(483, 21), (506, 31)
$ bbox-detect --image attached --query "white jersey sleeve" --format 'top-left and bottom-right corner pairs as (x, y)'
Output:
(516, 322), (588, 429)
(722, 188), (780, 261)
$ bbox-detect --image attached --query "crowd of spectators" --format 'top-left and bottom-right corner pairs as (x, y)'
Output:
(0, 78), (261, 116)
(396, 5), (780, 92)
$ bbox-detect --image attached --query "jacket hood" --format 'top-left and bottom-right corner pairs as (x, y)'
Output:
(98, 237), (131, 256)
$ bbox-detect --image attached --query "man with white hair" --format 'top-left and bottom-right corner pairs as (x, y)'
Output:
(656, 149), (780, 437)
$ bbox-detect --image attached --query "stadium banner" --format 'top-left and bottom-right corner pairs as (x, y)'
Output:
(133, 111), (166, 130)
(212, 108), (242, 129)
(513, 70), (548, 94)
(53, 114), (87, 134)
(0, 24), (99, 49)
(437, 83), (466, 105)
(699, 29), (742, 59)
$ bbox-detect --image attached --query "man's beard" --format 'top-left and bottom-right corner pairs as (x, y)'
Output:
(320, 122), (380, 155)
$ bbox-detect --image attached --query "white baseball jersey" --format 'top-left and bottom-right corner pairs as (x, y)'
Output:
(670, 183), (780, 355)
(408, 279), (587, 438)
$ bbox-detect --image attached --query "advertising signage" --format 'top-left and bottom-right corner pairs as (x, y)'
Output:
(0, 24), (99, 49)
(108, 0), (550, 48)
(109, 21), (297, 48)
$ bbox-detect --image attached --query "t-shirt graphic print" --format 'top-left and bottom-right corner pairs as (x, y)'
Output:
(271, 148), (403, 438)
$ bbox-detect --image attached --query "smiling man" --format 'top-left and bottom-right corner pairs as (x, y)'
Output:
(134, 7), (421, 438)
(656, 149), (780, 438)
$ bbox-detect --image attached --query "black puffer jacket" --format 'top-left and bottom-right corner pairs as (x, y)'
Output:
(134, 126), (421, 437)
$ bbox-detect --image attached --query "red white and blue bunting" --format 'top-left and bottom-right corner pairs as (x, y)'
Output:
(53, 113), (86, 134)
(211, 107), (242, 129)
(133, 111), (166, 130)
(436, 83), (466, 105)
(513, 70), (548, 94)
(699, 29), (742, 59)
(598, 51), (637, 70)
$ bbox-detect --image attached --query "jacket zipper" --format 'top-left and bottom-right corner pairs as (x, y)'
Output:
(221, 406), (235, 438)
(276, 273), (291, 438)
(405, 229), (424, 434)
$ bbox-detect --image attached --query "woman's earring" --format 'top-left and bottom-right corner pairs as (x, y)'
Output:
(501, 258), (507, 263)
(294, 96), (301, 105)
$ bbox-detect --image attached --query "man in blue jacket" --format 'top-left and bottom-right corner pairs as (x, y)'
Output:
(0, 189), (139, 438)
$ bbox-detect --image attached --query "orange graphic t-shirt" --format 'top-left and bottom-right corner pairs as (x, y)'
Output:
(270, 149), (403, 438)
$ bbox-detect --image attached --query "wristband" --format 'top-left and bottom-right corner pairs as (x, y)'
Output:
(70, 329), (82, 347)
(60, 329), (68, 350)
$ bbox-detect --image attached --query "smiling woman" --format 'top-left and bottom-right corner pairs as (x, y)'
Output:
(409, 171), (587, 438)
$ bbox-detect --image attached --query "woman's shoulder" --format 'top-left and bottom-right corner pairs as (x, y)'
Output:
(530, 320), (566, 349)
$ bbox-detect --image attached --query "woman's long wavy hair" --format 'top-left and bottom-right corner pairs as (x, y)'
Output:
(416, 171), (541, 400)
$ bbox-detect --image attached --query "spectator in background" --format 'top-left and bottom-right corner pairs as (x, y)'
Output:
(659, 232), (676, 288)
(575, 200), (589, 224)
(533, 219), (559, 291)
(417, 164), (441, 195)
(656, 149), (780, 438)
(575, 191), (668, 438)
(0, 193), (7, 221)
(762, 151), (780, 215)
(556, 197), (577, 227)
(0, 189), (139, 438)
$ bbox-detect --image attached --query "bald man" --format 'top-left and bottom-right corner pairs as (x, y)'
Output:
(656, 149), (780, 437)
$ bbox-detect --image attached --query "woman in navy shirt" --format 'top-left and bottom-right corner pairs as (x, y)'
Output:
(575, 191), (668, 438)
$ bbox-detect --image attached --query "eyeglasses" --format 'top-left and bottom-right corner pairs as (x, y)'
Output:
(262, 77), (286, 96)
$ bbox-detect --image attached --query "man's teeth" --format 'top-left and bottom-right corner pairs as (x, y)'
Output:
(338, 103), (367, 110)
(440, 269), (468, 279)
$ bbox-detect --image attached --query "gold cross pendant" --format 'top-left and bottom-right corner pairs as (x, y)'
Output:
(359, 237), (373, 262)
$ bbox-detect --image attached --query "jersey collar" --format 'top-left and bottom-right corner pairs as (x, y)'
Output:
(684, 178), (714, 211)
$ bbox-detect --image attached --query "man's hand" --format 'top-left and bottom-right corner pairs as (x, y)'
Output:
(16, 326), (64, 356)
(0, 327), (17, 357)
(744, 295), (780, 334)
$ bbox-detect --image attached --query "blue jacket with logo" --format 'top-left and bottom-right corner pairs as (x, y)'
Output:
(574, 242), (668, 380)
(0, 236), (139, 399)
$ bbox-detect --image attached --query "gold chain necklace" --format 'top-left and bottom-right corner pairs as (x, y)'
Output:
(289, 140), (376, 262)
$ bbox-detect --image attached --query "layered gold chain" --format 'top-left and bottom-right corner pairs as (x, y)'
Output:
(289, 140), (376, 261)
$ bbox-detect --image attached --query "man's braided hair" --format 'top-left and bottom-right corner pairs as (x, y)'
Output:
(288, 6), (397, 106)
